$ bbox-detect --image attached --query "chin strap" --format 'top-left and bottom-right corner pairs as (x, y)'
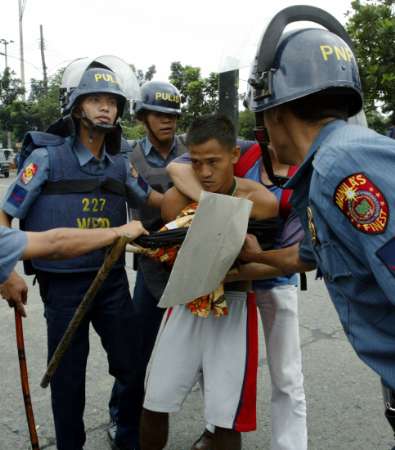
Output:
(254, 114), (289, 187)
(142, 114), (173, 149)
(80, 111), (117, 143)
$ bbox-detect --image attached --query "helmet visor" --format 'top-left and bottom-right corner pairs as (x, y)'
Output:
(62, 55), (141, 102)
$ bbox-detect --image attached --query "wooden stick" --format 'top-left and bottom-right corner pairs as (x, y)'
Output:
(40, 236), (131, 388)
(125, 243), (153, 254)
(15, 310), (40, 449)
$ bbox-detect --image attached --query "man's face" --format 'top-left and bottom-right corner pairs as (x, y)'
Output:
(189, 138), (240, 194)
(145, 111), (177, 143)
(263, 109), (296, 166)
(79, 94), (118, 126)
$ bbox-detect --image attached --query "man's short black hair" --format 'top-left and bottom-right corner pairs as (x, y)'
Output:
(186, 114), (236, 150)
(288, 88), (354, 122)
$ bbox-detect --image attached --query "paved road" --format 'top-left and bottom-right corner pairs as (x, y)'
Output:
(0, 174), (392, 450)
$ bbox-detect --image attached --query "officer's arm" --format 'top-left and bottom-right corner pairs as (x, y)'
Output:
(0, 209), (12, 227)
(239, 234), (316, 274)
(0, 210), (28, 317)
(22, 221), (148, 260)
(161, 186), (191, 223)
(313, 144), (395, 304)
(225, 262), (284, 282)
(0, 148), (49, 316)
(166, 156), (202, 202)
(123, 150), (164, 209)
(146, 190), (164, 209)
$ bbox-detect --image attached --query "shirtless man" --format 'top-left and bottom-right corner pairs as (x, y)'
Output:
(139, 114), (278, 450)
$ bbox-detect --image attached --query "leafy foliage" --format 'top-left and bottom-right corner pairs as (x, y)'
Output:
(0, 69), (62, 146)
(130, 64), (156, 85)
(238, 109), (255, 140)
(0, 68), (25, 106)
(346, 0), (395, 124)
(169, 62), (219, 131)
(120, 121), (146, 140)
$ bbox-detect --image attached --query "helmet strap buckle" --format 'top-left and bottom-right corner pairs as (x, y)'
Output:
(250, 70), (274, 100)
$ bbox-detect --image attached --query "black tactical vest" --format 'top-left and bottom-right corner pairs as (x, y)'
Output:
(128, 135), (187, 299)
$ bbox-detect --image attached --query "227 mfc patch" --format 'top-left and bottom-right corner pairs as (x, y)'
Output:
(377, 238), (395, 277)
(20, 162), (38, 184)
(334, 173), (388, 234)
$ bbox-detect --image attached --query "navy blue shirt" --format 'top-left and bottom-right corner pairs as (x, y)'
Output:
(134, 136), (179, 168)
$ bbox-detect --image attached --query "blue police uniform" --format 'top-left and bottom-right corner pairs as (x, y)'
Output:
(109, 135), (186, 449)
(1, 135), (150, 450)
(0, 227), (27, 283)
(287, 119), (395, 391)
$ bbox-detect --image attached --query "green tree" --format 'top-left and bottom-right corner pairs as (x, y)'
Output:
(28, 71), (62, 132)
(121, 122), (146, 140)
(169, 62), (219, 130)
(0, 68), (25, 105)
(238, 109), (255, 140)
(130, 64), (156, 85)
(0, 68), (26, 146)
(0, 69), (62, 146)
(346, 0), (395, 123)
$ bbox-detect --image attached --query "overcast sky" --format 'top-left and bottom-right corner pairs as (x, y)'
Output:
(1, 0), (352, 94)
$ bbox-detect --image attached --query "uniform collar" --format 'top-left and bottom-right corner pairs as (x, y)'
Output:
(141, 136), (177, 157)
(285, 119), (347, 190)
(70, 137), (114, 167)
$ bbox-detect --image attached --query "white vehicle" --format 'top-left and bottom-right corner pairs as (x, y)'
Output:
(0, 149), (12, 177)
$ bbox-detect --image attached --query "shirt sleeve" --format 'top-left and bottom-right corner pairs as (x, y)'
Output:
(312, 139), (395, 302)
(299, 231), (316, 264)
(123, 157), (152, 209)
(171, 152), (191, 164)
(0, 227), (27, 283)
(1, 148), (49, 219)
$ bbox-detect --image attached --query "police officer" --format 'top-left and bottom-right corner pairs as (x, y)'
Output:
(0, 57), (160, 450)
(239, 5), (395, 448)
(108, 80), (187, 450)
(0, 222), (148, 311)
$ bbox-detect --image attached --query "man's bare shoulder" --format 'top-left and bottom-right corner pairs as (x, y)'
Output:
(236, 177), (268, 195)
(235, 177), (278, 219)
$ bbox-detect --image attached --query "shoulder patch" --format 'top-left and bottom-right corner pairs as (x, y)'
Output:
(7, 185), (28, 207)
(377, 237), (395, 277)
(334, 172), (388, 234)
(20, 162), (38, 185)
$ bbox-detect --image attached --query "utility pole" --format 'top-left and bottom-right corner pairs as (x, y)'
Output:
(40, 25), (48, 93)
(18, 0), (27, 97)
(0, 38), (14, 69)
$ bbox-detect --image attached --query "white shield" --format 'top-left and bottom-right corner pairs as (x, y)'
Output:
(158, 191), (252, 308)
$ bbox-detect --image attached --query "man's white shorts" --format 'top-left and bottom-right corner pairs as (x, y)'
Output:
(144, 291), (258, 432)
